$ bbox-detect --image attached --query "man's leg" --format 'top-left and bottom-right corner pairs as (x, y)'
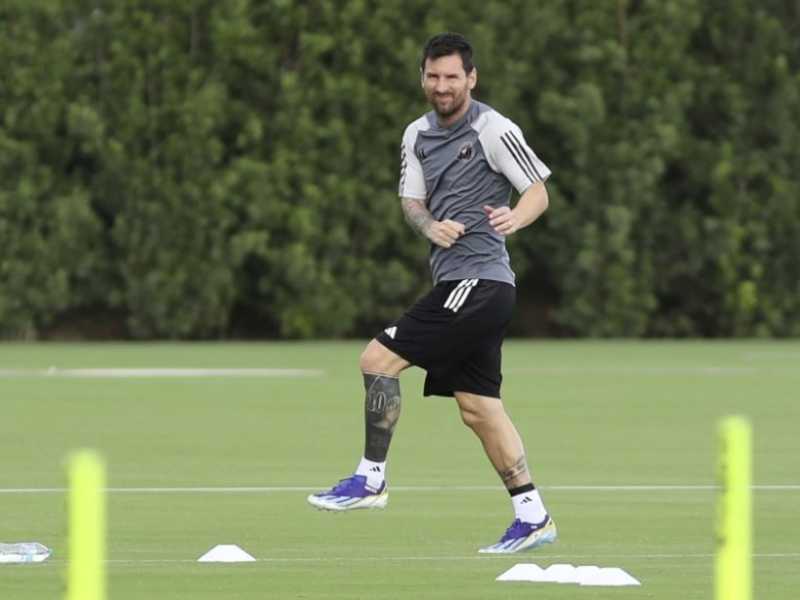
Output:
(359, 339), (410, 464)
(454, 391), (556, 552)
(454, 392), (532, 486)
(307, 340), (409, 511)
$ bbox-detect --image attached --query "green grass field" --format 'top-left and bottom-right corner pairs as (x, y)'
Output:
(1, 341), (798, 599)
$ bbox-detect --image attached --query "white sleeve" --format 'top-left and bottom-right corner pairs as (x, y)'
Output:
(398, 125), (426, 199)
(480, 116), (551, 194)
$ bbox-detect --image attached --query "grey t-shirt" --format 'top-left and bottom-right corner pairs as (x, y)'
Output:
(399, 100), (551, 286)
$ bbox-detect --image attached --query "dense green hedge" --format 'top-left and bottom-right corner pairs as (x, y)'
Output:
(1, 0), (798, 338)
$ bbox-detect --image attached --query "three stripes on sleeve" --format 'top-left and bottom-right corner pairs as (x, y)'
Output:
(499, 129), (545, 184)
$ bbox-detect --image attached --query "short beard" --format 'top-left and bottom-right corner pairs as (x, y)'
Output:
(431, 94), (465, 118)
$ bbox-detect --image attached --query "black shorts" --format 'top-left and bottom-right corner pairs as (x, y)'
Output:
(376, 278), (515, 398)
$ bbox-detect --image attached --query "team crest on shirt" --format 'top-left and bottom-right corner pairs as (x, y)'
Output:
(457, 142), (474, 161)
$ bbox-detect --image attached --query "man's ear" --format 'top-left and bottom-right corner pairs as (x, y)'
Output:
(468, 68), (478, 91)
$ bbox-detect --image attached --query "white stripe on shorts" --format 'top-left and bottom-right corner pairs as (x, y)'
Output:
(451, 279), (479, 312)
(445, 279), (479, 313)
(443, 279), (472, 309)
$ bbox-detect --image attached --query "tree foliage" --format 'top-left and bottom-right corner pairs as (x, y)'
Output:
(1, 0), (798, 338)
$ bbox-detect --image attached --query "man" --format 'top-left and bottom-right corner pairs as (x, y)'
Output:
(308, 32), (555, 554)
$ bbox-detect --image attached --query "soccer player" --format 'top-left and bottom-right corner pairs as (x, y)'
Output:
(308, 32), (556, 554)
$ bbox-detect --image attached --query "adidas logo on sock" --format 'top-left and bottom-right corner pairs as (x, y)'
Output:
(369, 466), (382, 473)
(520, 496), (532, 504)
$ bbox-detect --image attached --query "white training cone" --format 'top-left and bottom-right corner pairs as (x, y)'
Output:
(580, 567), (641, 586)
(497, 563), (641, 586)
(197, 544), (256, 563)
(496, 563), (545, 581)
(575, 565), (601, 581)
(540, 563), (580, 583)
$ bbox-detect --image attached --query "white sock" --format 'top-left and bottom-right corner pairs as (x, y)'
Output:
(512, 488), (548, 524)
(355, 456), (386, 490)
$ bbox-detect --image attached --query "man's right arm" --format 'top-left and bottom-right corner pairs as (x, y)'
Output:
(401, 197), (434, 237)
(399, 122), (464, 248)
(401, 197), (464, 249)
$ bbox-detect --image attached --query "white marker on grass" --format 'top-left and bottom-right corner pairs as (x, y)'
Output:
(198, 545), (256, 563)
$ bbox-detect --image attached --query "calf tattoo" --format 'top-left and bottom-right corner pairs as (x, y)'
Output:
(498, 455), (529, 487)
(363, 373), (402, 462)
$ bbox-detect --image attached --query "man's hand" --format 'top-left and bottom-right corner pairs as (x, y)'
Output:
(401, 197), (464, 248)
(483, 183), (549, 236)
(425, 219), (465, 248)
(483, 205), (520, 236)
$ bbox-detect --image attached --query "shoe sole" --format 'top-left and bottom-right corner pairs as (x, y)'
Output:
(307, 491), (389, 512)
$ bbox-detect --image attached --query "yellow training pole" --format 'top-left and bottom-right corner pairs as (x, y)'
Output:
(67, 450), (106, 600)
(715, 416), (752, 600)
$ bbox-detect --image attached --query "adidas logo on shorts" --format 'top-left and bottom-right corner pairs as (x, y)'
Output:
(384, 326), (397, 339)
(443, 279), (479, 313)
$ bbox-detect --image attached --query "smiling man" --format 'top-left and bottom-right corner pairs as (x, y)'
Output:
(308, 32), (555, 554)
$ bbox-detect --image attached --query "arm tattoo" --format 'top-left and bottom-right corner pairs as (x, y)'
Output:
(498, 455), (529, 485)
(401, 197), (433, 237)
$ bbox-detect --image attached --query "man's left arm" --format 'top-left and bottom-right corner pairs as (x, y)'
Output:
(484, 181), (548, 236)
(480, 116), (551, 236)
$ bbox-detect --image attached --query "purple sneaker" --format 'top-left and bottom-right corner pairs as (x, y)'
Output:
(307, 475), (388, 511)
(478, 516), (557, 554)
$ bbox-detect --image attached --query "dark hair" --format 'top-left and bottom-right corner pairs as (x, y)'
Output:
(420, 32), (475, 73)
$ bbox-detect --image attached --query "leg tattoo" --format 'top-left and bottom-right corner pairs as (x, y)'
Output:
(363, 373), (402, 462)
(498, 455), (530, 489)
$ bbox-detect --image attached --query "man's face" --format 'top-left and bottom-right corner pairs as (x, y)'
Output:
(422, 53), (476, 119)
